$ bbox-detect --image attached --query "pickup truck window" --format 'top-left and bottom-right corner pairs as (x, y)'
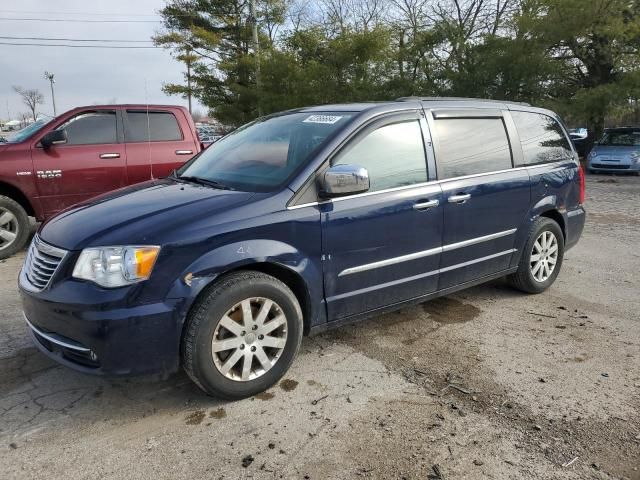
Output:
(333, 120), (428, 192)
(434, 117), (512, 179)
(179, 111), (353, 192)
(126, 111), (183, 142)
(59, 111), (117, 145)
(511, 111), (572, 165)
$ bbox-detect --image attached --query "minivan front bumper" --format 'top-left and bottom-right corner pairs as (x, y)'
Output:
(19, 272), (185, 376)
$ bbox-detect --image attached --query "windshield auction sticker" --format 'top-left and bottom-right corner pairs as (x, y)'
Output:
(303, 115), (343, 124)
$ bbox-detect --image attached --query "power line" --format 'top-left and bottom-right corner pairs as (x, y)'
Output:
(0, 42), (160, 49)
(0, 17), (162, 23)
(0, 36), (153, 43)
(0, 9), (198, 18)
(0, 9), (163, 17)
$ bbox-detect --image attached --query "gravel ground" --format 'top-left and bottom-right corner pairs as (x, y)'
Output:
(1, 174), (639, 480)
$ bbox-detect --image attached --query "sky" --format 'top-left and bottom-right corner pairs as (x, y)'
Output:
(0, 0), (201, 121)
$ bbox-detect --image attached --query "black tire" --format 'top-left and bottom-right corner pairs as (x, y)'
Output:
(182, 271), (303, 400)
(0, 195), (30, 260)
(508, 217), (565, 294)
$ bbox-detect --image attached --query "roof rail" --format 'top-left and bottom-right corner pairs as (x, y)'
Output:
(396, 96), (531, 107)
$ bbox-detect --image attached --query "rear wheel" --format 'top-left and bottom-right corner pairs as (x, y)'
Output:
(508, 217), (564, 294)
(0, 196), (30, 260)
(182, 271), (303, 399)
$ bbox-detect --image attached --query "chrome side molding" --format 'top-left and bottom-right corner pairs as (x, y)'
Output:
(338, 228), (517, 276)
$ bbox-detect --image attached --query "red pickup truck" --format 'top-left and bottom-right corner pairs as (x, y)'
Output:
(0, 104), (201, 259)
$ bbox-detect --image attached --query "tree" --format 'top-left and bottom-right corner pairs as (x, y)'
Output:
(154, 0), (640, 132)
(518, 0), (640, 142)
(155, 0), (280, 126)
(13, 86), (44, 122)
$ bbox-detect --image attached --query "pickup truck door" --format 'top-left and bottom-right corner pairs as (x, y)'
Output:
(123, 109), (198, 183)
(321, 112), (443, 321)
(30, 109), (128, 217)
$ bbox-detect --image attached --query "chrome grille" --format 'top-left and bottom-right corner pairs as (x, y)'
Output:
(23, 236), (67, 290)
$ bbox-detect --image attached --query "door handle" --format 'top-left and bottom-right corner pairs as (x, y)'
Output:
(99, 153), (120, 159)
(413, 199), (439, 210)
(448, 193), (471, 204)
(175, 150), (193, 155)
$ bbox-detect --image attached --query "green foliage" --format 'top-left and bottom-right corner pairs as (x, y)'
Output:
(157, 0), (640, 132)
(519, 0), (640, 137)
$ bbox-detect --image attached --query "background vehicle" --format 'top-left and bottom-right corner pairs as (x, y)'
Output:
(586, 127), (640, 175)
(569, 127), (590, 157)
(197, 124), (224, 148)
(20, 98), (585, 400)
(569, 127), (588, 140)
(0, 104), (201, 259)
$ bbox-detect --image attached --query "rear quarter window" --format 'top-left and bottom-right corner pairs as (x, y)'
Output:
(511, 111), (572, 165)
(434, 117), (512, 179)
(126, 111), (183, 142)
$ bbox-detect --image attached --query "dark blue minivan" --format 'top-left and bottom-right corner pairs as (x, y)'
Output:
(19, 98), (586, 399)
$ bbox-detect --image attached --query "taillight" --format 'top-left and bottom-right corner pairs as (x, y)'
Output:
(578, 165), (585, 204)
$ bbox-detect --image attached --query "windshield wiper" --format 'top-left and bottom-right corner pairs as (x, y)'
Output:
(177, 175), (235, 191)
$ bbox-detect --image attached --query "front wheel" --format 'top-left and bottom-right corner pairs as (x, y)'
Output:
(508, 217), (564, 294)
(182, 271), (303, 399)
(0, 196), (30, 260)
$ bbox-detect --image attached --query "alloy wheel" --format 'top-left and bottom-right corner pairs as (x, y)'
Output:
(0, 207), (19, 252)
(530, 231), (558, 282)
(211, 297), (288, 382)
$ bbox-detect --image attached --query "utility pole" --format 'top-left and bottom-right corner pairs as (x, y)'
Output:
(44, 71), (57, 116)
(186, 47), (192, 114)
(249, 0), (262, 116)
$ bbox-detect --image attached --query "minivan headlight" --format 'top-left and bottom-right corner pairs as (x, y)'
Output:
(73, 246), (160, 288)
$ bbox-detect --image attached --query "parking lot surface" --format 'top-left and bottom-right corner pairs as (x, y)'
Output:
(1, 175), (639, 479)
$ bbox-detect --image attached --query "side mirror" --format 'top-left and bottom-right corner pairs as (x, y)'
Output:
(41, 129), (67, 150)
(322, 164), (370, 198)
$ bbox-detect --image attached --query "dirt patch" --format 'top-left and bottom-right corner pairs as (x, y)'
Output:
(254, 391), (275, 401)
(586, 212), (640, 226)
(422, 297), (482, 324)
(209, 408), (226, 419)
(280, 379), (298, 392)
(184, 410), (206, 425)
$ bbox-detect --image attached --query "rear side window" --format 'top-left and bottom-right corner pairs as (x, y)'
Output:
(59, 111), (117, 145)
(511, 111), (572, 165)
(126, 111), (182, 142)
(333, 120), (428, 192)
(434, 118), (512, 179)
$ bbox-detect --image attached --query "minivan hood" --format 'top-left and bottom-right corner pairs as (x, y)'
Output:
(39, 179), (257, 250)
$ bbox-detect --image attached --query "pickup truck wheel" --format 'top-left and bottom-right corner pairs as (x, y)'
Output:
(0, 196), (30, 260)
(508, 217), (564, 294)
(182, 271), (303, 400)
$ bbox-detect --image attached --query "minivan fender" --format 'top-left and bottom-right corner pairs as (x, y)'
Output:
(166, 239), (324, 331)
(510, 196), (564, 268)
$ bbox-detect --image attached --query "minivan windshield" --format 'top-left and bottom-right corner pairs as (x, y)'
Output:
(7, 119), (49, 143)
(598, 129), (640, 147)
(178, 111), (353, 192)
